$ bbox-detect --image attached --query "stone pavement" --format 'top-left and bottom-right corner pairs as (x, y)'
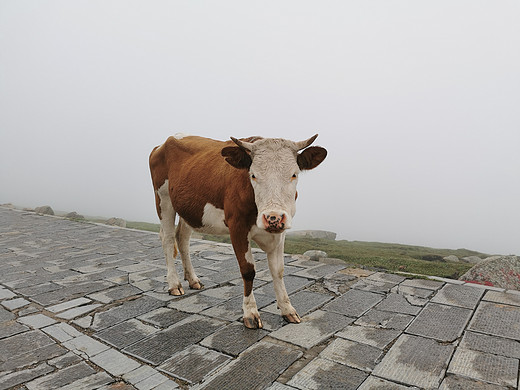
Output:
(1, 206), (520, 390)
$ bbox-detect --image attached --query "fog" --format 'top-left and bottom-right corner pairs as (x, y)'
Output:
(1, 1), (519, 255)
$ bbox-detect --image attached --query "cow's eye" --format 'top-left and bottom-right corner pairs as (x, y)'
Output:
(291, 174), (297, 181)
(251, 174), (257, 180)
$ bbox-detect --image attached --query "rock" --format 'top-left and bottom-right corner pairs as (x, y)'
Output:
(459, 256), (520, 289)
(287, 230), (337, 240)
(35, 206), (54, 215)
(105, 218), (126, 228)
(443, 255), (459, 262)
(65, 212), (84, 220)
(304, 250), (328, 261)
(461, 256), (483, 264)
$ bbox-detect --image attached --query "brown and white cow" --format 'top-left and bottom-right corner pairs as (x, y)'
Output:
(149, 134), (327, 328)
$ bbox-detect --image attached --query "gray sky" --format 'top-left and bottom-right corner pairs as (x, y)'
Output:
(1, 1), (519, 255)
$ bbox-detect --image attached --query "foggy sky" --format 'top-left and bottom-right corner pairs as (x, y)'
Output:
(1, 1), (519, 255)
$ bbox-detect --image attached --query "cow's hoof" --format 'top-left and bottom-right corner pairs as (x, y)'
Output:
(189, 281), (204, 290)
(283, 312), (301, 324)
(168, 287), (185, 296)
(243, 315), (263, 329)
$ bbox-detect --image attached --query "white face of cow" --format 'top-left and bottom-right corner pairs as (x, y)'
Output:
(222, 135), (327, 233)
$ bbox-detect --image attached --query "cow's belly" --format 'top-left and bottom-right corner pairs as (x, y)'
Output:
(192, 203), (229, 235)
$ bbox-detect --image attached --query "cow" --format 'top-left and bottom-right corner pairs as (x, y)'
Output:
(149, 134), (327, 328)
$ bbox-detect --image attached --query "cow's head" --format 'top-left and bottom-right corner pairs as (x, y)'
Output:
(221, 135), (327, 233)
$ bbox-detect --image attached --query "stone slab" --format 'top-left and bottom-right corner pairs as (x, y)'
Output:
(372, 334), (455, 389)
(355, 309), (414, 330)
(95, 318), (159, 348)
(270, 310), (353, 349)
(323, 289), (384, 317)
(63, 334), (110, 358)
(158, 345), (231, 384)
(336, 325), (401, 349)
(400, 278), (444, 290)
(287, 357), (368, 390)
(90, 348), (141, 376)
(124, 315), (227, 365)
(47, 297), (92, 313)
(0, 306), (15, 322)
(87, 284), (143, 303)
(53, 372), (114, 390)
(483, 290), (520, 306)
(447, 348), (518, 387)
(406, 303), (472, 342)
(195, 340), (302, 390)
(262, 290), (332, 317)
(468, 301), (520, 341)
(460, 331), (520, 359)
(351, 278), (397, 293)
(1, 297), (30, 310)
(374, 293), (422, 315)
(137, 307), (190, 328)
(56, 303), (102, 319)
(25, 362), (97, 390)
(366, 272), (407, 284)
(200, 322), (268, 356)
(201, 294), (274, 322)
(168, 294), (225, 313)
(0, 320), (29, 339)
(48, 351), (82, 369)
(292, 264), (346, 280)
(431, 283), (485, 309)
(0, 329), (55, 362)
(18, 313), (57, 329)
(0, 287), (16, 299)
(439, 375), (509, 390)
(0, 342), (66, 371)
(0, 362), (53, 390)
(319, 338), (383, 372)
(42, 322), (83, 342)
(358, 376), (416, 390)
(255, 275), (314, 298)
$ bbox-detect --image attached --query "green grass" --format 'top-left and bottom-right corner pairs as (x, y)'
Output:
(97, 219), (484, 279)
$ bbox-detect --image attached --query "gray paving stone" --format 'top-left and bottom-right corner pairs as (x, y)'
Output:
(0, 320), (29, 339)
(42, 322), (83, 342)
(366, 272), (407, 284)
(0, 342), (66, 371)
(323, 289), (384, 317)
(168, 293), (224, 313)
(358, 376), (416, 390)
(406, 303), (472, 342)
(460, 331), (520, 359)
(266, 383), (296, 390)
(134, 372), (169, 390)
(355, 309), (414, 330)
(195, 340), (302, 390)
(47, 297), (92, 313)
(447, 348), (518, 387)
(137, 307), (190, 328)
(199, 284), (243, 300)
(270, 310), (353, 349)
(255, 275), (314, 298)
(56, 303), (102, 319)
(0, 306), (15, 322)
(374, 292), (422, 315)
(257, 311), (289, 331)
(0, 329), (55, 363)
(90, 348), (141, 377)
(200, 322), (268, 356)
(124, 315), (227, 365)
(319, 338), (383, 372)
(123, 365), (157, 385)
(400, 278), (444, 290)
(86, 285), (145, 304)
(483, 290), (520, 306)
(431, 283), (485, 309)
(91, 295), (165, 330)
(201, 293), (274, 322)
(53, 372), (114, 390)
(1, 297), (30, 310)
(158, 345), (231, 384)
(262, 290), (332, 317)
(48, 351), (82, 369)
(95, 318), (159, 348)
(293, 264), (346, 280)
(17, 313), (57, 329)
(0, 362), (53, 390)
(351, 278), (397, 293)
(63, 334), (110, 358)
(439, 375), (509, 390)
(0, 287), (16, 299)
(373, 334), (455, 389)
(469, 301), (520, 341)
(152, 380), (179, 390)
(287, 357), (368, 390)
(25, 361), (97, 390)
(336, 325), (401, 349)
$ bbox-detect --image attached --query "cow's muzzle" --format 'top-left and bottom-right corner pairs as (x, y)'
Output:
(262, 212), (288, 233)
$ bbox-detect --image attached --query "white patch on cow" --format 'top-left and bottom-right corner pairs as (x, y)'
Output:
(243, 292), (259, 320)
(196, 203), (229, 235)
(173, 133), (189, 140)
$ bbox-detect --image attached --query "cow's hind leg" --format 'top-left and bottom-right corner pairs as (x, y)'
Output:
(157, 182), (184, 295)
(175, 218), (203, 290)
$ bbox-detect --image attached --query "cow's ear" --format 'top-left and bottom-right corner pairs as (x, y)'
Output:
(297, 146), (327, 170)
(221, 146), (252, 169)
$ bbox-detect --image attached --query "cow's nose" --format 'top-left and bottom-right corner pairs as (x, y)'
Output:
(262, 213), (287, 233)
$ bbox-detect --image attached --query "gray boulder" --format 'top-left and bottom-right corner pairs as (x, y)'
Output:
(35, 205), (54, 215)
(287, 230), (337, 240)
(304, 250), (328, 261)
(459, 255), (520, 289)
(443, 255), (459, 262)
(105, 217), (126, 228)
(461, 256), (483, 264)
(65, 212), (84, 220)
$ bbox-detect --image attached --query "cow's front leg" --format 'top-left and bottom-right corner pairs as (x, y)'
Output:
(230, 225), (262, 329)
(253, 231), (300, 323)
